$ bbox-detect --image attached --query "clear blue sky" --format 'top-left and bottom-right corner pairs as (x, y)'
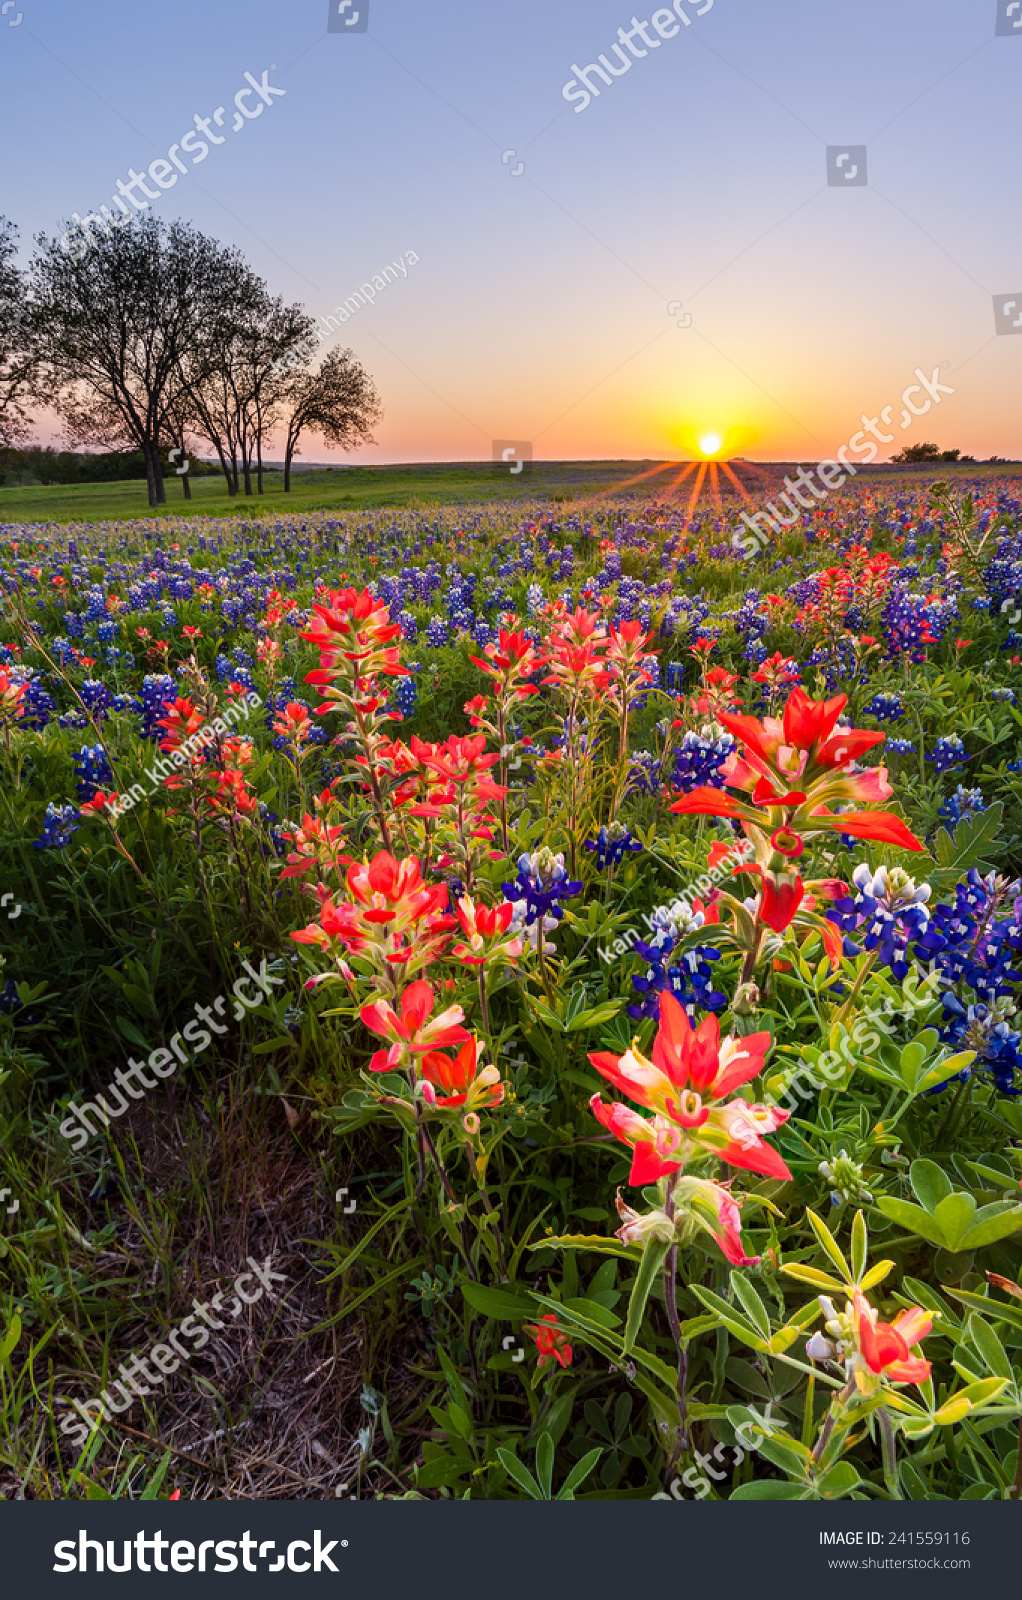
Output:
(1, 0), (1018, 462)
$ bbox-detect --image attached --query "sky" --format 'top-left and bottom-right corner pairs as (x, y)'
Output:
(1, 0), (1019, 465)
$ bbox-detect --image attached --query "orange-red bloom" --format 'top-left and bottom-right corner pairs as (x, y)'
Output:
(589, 992), (790, 1184)
(523, 1313), (572, 1369)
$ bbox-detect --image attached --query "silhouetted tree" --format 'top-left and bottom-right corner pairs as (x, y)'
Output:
(29, 217), (232, 507)
(283, 348), (382, 491)
(0, 217), (35, 450)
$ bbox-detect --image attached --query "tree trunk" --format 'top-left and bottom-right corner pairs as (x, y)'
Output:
(152, 444), (167, 504)
(256, 430), (264, 496)
(144, 445), (158, 508)
(181, 465), (191, 500)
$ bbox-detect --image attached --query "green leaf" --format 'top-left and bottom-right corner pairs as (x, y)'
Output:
(566, 1003), (622, 1033)
(730, 1272), (772, 1341)
(495, 1448), (543, 1500)
(818, 1461), (862, 1499)
(564, 1297), (621, 1330)
(692, 1287), (771, 1354)
(909, 1159), (953, 1215)
(961, 1203), (1022, 1250)
(730, 1481), (809, 1500)
(416, 1454), (472, 1489)
(899, 1040), (929, 1092)
(535, 1433), (554, 1500)
(804, 1209), (852, 1284)
(461, 1283), (536, 1321)
(932, 1192), (977, 1252)
(622, 1238), (671, 1356)
(114, 1014), (149, 1049)
(0, 1313), (21, 1361)
(529, 1234), (640, 1261)
(932, 801), (1003, 878)
(876, 1196), (946, 1246)
(965, 1315), (1013, 1383)
(139, 1450), (173, 1501)
(781, 1263), (847, 1294)
(557, 1446), (602, 1500)
(319, 1198), (414, 1284)
(850, 1210), (868, 1284)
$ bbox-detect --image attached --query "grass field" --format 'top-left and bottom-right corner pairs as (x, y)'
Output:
(0, 457), (1013, 526)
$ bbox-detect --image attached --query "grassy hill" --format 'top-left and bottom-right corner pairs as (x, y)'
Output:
(1, 458), (1012, 527)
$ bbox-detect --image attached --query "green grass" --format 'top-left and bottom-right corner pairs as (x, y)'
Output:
(0, 459), (683, 525)
(2, 457), (1010, 527)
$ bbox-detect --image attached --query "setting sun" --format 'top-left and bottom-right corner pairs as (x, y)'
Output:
(698, 433), (723, 457)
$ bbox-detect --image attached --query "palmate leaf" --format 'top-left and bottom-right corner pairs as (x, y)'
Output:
(931, 800), (1003, 883)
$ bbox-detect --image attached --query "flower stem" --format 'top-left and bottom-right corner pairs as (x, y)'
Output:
(877, 1406), (901, 1498)
(662, 1173), (689, 1455)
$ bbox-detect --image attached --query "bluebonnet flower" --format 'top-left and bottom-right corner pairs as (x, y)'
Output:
(626, 749), (661, 797)
(425, 616), (449, 648)
(928, 997), (1021, 1097)
(395, 675), (417, 719)
(991, 687), (1016, 703)
(886, 738), (916, 756)
(33, 803), (80, 850)
(80, 679), (115, 718)
(669, 722), (735, 794)
(928, 735), (967, 775)
(526, 582), (545, 617)
(938, 786), (987, 831)
(139, 674), (177, 739)
(880, 588), (937, 663)
(627, 902), (725, 1022)
(914, 870), (1022, 1011)
(18, 677), (57, 729)
(502, 847), (582, 928)
(862, 691), (903, 721)
(585, 822), (642, 870)
(0, 980), (24, 1018)
(828, 863), (931, 980)
(73, 744), (114, 803)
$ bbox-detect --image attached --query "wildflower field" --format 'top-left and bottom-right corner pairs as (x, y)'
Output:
(2, 466), (1022, 1503)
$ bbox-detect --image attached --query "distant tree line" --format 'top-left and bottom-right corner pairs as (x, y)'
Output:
(0, 214), (382, 507)
(890, 442), (977, 464)
(1, 445), (225, 487)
